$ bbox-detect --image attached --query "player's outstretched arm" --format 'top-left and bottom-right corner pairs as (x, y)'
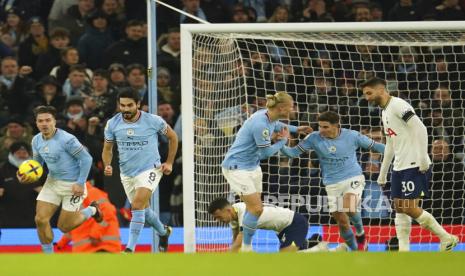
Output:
(280, 145), (303, 158)
(257, 138), (288, 159)
(378, 136), (394, 186)
(406, 115), (430, 172)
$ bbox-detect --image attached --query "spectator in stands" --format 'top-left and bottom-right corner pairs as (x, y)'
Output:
(29, 76), (66, 115)
(201, 0), (230, 23)
(158, 28), (180, 84)
(108, 63), (128, 88)
(85, 69), (117, 120)
(17, 17), (48, 74)
(268, 5), (289, 23)
(35, 27), (71, 80)
(423, 139), (465, 224)
(156, 67), (180, 111)
(229, 4), (251, 23)
(49, 0), (95, 44)
(0, 0), (41, 22)
(0, 142), (43, 228)
(77, 9), (114, 70)
(0, 56), (35, 121)
(100, 0), (125, 40)
(180, 0), (207, 23)
(388, 0), (422, 21)
(299, 0), (334, 22)
(55, 182), (121, 252)
(126, 63), (148, 106)
(51, 47), (92, 85)
(370, 2), (384, 21)
(0, 118), (33, 163)
(48, 0), (78, 24)
(102, 20), (147, 68)
(62, 64), (92, 99)
(354, 4), (373, 21)
(434, 0), (465, 20)
(60, 96), (88, 140)
(1, 8), (28, 52)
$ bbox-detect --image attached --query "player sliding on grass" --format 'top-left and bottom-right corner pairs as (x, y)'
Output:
(361, 77), (459, 251)
(103, 89), (178, 253)
(221, 92), (312, 252)
(281, 111), (385, 251)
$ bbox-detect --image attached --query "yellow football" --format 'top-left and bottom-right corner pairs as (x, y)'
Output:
(18, 159), (43, 183)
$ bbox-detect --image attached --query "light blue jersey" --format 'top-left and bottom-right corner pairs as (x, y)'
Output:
(222, 109), (297, 170)
(282, 128), (385, 185)
(104, 111), (167, 177)
(32, 129), (92, 185)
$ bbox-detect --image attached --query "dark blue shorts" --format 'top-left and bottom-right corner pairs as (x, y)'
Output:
(391, 167), (431, 199)
(277, 213), (308, 250)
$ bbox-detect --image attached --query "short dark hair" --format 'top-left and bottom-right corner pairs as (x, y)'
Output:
(126, 19), (144, 28)
(126, 63), (145, 75)
(34, 105), (57, 118)
(318, 110), (339, 125)
(117, 88), (140, 103)
(49, 27), (70, 39)
(208, 197), (231, 214)
(93, 69), (110, 80)
(360, 77), (387, 89)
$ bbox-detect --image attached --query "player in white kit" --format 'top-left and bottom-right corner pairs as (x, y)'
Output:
(208, 197), (309, 252)
(361, 77), (459, 251)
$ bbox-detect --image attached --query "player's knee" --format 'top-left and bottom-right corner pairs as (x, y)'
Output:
(34, 214), (49, 227)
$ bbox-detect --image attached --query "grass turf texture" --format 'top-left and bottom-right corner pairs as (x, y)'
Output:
(0, 252), (463, 276)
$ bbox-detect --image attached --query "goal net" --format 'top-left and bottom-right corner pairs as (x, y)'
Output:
(181, 22), (465, 253)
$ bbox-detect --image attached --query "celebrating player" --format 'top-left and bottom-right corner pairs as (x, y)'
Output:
(361, 77), (459, 251)
(222, 91), (312, 252)
(102, 88), (178, 253)
(18, 106), (100, 253)
(208, 197), (310, 252)
(281, 111), (385, 251)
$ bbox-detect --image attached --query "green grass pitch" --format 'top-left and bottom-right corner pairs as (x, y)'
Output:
(1, 252), (463, 276)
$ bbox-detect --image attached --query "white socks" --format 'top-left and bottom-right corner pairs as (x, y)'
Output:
(395, 213), (412, 252)
(415, 210), (449, 240)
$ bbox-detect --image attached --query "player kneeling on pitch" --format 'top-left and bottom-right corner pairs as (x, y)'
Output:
(209, 197), (310, 252)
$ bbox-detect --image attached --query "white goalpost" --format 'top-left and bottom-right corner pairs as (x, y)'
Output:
(181, 22), (465, 253)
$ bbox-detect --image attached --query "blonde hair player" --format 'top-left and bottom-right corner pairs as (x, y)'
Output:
(221, 91), (312, 252)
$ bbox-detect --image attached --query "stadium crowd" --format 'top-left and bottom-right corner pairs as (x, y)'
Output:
(0, 0), (464, 233)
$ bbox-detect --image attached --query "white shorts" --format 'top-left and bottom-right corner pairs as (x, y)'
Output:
(37, 177), (87, 212)
(120, 167), (163, 203)
(325, 175), (366, 213)
(222, 167), (262, 196)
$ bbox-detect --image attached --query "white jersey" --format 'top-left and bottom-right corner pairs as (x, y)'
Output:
(381, 96), (431, 171)
(230, 202), (294, 233)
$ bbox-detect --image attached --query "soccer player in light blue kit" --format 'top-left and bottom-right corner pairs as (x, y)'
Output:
(17, 106), (99, 254)
(222, 92), (312, 252)
(281, 111), (385, 251)
(102, 89), (178, 253)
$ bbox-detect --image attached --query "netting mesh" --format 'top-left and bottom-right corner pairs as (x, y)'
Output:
(191, 31), (465, 252)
